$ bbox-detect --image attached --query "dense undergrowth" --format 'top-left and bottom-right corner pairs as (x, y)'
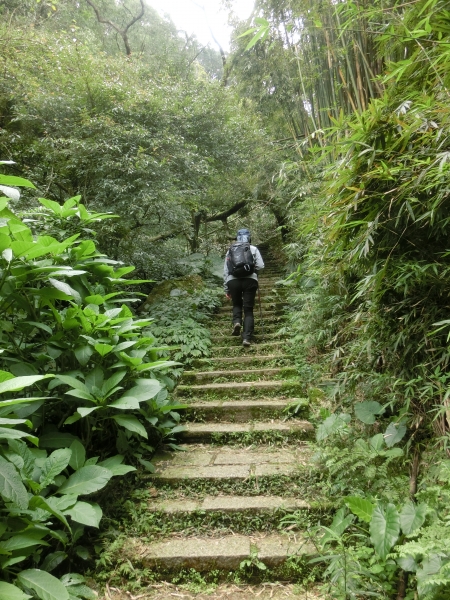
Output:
(0, 171), (222, 600)
(281, 0), (450, 597)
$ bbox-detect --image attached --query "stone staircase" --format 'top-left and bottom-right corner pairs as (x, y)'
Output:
(119, 243), (322, 597)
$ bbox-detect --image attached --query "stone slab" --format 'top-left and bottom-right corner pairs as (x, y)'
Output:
(127, 536), (251, 570)
(186, 368), (284, 379)
(152, 451), (213, 467)
(255, 534), (314, 566)
(253, 420), (314, 432)
(153, 464), (251, 482)
(201, 496), (309, 512)
(178, 381), (283, 391)
(254, 463), (300, 477)
(123, 534), (315, 571)
(148, 499), (199, 513)
(213, 450), (298, 465)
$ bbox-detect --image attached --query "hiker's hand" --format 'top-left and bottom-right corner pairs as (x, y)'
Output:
(225, 293), (231, 300)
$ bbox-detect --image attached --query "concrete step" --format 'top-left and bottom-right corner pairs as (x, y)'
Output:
(210, 333), (283, 346)
(183, 398), (308, 422)
(192, 354), (292, 368)
(209, 321), (286, 334)
(217, 307), (282, 316)
(151, 444), (311, 484)
(180, 419), (313, 442)
(182, 367), (296, 384)
(177, 380), (285, 397)
(104, 584), (325, 599)
(122, 533), (314, 571)
(149, 494), (309, 514)
(211, 342), (287, 357)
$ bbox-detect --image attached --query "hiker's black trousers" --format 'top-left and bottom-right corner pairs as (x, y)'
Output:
(228, 278), (258, 341)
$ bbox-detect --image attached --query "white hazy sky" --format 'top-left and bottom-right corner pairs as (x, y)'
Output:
(148, 0), (255, 50)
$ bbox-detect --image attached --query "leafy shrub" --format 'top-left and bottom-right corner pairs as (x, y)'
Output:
(0, 171), (186, 598)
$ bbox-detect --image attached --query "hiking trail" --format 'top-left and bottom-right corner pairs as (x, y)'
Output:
(116, 244), (324, 599)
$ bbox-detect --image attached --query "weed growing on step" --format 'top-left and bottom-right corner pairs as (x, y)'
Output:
(151, 472), (326, 501)
(119, 503), (312, 540)
(95, 541), (322, 590)
(209, 428), (313, 446)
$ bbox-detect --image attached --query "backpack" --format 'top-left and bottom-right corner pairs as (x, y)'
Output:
(227, 242), (255, 278)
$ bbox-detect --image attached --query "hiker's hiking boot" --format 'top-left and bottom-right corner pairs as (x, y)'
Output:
(232, 323), (241, 336)
(242, 338), (251, 347)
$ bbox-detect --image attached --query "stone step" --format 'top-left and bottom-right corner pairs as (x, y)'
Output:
(179, 419), (313, 442)
(210, 332), (282, 345)
(216, 302), (284, 316)
(183, 398), (308, 422)
(151, 444), (311, 484)
(193, 354), (291, 367)
(182, 367), (296, 384)
(149, 494), (309, 514)
(214, 306), (284, 323)
(122, 533), (314, 571)
(211, 342), (286, 357)
(177, 380), (284, 397)
(209, 321), (285, 334)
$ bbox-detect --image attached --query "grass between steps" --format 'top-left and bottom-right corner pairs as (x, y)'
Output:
(96, 539), (322, 590)
(150, 470), (326, 499)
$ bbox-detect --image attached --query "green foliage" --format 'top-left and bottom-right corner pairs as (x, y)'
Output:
(0, 173), (186, 598)
(146, 286), (222, 365)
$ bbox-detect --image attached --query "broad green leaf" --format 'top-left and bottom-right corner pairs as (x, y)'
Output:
(0, 455), (28, 508)
(85, 366), (104, 391)
(17, 570), (69, 600)
(316, 413), (350, 441)
(2, 530), (49, 551)
(69, 440), (86, 470)
(355, 401), (384, 424)
(0, 427), (38, 443)
(112, 414), (148, 438)
(103, 463), (136, 476)
(344, 496), (374, 522)
(40, 551), (67, 573)
(102, 370), (127, 395)
(370, 504), (400, 559)
(369, 433), (385, 452)
(57, 465), (113, 496)
(29, 496), (71, 530)
(0, 375), (52, 394)
(55, 375), (88, 393)
(108, 396), (140, 410)
(65, 501), (102, 527)
(38, 199), (62, 215)
(0, 582), (31, 600)
(0, 175), (35, 188)
(77, 406), (100, 418)
(322, 507), (354, 544)
(73, 345), (93, 366)
(40, 448), (72, 488)
(65, 389), (96, 402)
(48, 279), (81, 303)
(398, 555), (418, 572)
(400, 502), (428, 535)
(98, 454), (124, 468)
(384, 422), (407, 447)
(126, 378), (163, 401)
(94, 343), (114, 356)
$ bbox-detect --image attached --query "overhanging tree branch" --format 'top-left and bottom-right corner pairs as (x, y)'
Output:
(85, 0), (145, 56)
(205, 200), (248, 223)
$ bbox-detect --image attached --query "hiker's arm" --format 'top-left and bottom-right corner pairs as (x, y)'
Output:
(254, 248), (265, 272)
(223, 252), (230, 293)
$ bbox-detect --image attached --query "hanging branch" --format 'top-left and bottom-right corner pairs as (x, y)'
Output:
(85, 0), (145, 56)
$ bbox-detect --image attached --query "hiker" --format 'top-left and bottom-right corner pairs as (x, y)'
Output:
(223, 228), (264, 347)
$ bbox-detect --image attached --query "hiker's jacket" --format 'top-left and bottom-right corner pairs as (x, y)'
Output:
(223, 244), (265, 292)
